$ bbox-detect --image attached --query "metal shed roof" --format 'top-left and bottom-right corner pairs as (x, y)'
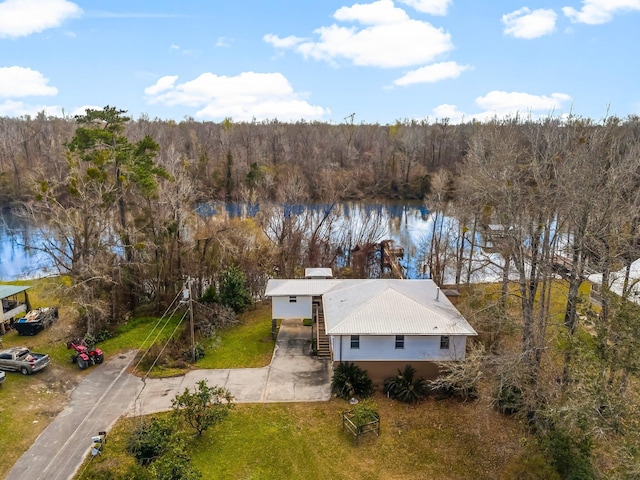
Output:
(0, 285), (30, 300)
(304, 268), (333, 278)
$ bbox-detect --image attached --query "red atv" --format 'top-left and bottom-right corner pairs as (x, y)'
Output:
(67, 339), (104, 370)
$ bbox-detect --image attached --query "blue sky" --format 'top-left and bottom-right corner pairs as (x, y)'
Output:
(0, 0), (639, 124)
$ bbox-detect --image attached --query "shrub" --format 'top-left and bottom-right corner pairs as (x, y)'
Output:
(331, 362), (374, 399)
(193, 302), (237, 338)
(135, 344), (168, 372)
(151, 441), (202, 480)
(384, 365), (429, 403)
(182, 342), (205, 362)
(430, 343), (483, 401)
(349, 399), (379, 427)
(218, 265), (253, 313)
(544, 429), (595, 480)
(495, 382), (523, 415)
(126, 416), (177, 466)
(172, 379), (235, 436)
(199, 284), (218, 304)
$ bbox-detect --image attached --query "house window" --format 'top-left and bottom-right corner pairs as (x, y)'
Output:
(350, 335), (360, 349)
(289, 296), (297, 303)
(440, 336), (450, 349)
(395, 335), (405, 349)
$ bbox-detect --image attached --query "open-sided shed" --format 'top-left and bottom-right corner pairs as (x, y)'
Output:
(1, 285), (31, 334)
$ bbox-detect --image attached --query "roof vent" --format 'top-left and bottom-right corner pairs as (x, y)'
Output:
(436, 287), (440, 301)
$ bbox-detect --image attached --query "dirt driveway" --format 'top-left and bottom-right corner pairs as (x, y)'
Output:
(6, 319), (331, 480)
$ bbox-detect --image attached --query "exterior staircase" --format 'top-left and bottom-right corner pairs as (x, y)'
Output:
(314, 300), (331, 358)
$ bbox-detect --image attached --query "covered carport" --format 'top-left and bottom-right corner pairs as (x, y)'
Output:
(1, 284), (31, 334)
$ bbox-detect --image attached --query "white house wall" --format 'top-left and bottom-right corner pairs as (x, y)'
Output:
(331, 335), (467, 362)
(271, 296), (313, 319)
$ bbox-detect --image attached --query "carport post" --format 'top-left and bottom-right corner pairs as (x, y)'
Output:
(272, 318), (277, 340)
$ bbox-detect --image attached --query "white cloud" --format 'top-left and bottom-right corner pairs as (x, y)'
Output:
(68, 105), (103, 116)
(144, 72), (329, 122)
(432, 90), (573, 123)
(334, 0), (409, 25)
(144, 75), (178, 96)
(266, 0), (453, 68)
(0, 0), (82, 39)
(563, 0), (640, 24)
(263, 33), (305, 49)
(0, 99), (102, 119)
(215, 37), (233, 47)
(0, 66), (58, 98)
(432, 103), (466, 122)
(393, 61), (471, 86)
(398, 0), (452, 16)
(502, 7), (557, 39)
(0, 99), (64, 117)
(476, 91), (572, 112)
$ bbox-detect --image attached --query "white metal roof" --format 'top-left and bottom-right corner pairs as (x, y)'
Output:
(304, 268), (333, 278)
(265, 279), (343, 297)
(323, 279), (476, 336)
(266, 277), (476, 337)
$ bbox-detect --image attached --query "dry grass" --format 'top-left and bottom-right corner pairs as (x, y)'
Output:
(0, 279), (85, 479)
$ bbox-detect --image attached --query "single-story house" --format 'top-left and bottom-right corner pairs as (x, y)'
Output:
(265, 274), (476, 383)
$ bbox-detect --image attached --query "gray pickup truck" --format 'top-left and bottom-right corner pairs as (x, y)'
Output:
(0, 347), (50, 375)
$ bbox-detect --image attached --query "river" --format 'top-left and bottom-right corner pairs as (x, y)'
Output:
(1, 201), (443, 281)
(0, 211), (54, 280)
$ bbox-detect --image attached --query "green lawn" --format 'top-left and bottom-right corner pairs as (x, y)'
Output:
(77, 396), (533, 480)
(100, 315), (184, 353)
(195, 301), (275, 369)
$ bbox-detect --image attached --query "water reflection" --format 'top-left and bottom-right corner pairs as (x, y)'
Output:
(1, 201), (435, 280)
(196, 201), (432, 278)
(0, 211), (53, 280)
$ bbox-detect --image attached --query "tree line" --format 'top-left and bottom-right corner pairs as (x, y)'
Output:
(0, 111), (467, 207)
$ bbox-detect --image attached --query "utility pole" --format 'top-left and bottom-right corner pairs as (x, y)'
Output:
(186, 280), (195, 363)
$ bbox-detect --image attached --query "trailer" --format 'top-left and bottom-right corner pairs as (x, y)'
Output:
(13, 307), (59, 336)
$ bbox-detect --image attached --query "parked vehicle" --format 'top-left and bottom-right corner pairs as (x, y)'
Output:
(67, 339), (104, 370)
(0, 347), (50, 375)
(13, 307), (59, 336)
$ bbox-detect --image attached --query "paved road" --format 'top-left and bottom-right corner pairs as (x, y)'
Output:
(6, 351), (139, 480)
(6, 319), (331, 480)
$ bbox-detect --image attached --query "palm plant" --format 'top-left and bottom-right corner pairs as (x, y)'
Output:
(383, 365), (429, 403)
(331, 362), (374, 399)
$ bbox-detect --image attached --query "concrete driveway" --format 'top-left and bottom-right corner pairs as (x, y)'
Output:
(132, 318), (332, 414)
(6, 318), (332, 480)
